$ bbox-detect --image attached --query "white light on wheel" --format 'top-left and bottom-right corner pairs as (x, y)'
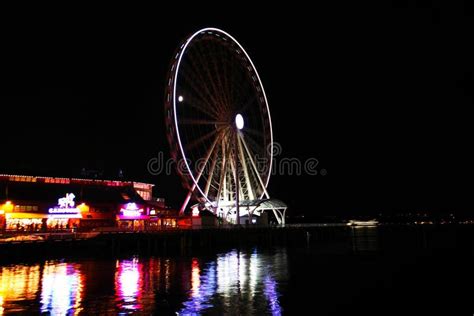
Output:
(178, 96), (184, 102)
(235, 114), (244, 130)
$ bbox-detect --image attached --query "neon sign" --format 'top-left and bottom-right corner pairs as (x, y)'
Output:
(120, 203), (144, 217)
(48, 208), (81, 214)
(59, 193), (75, 208)
(49, 193), (80, 214)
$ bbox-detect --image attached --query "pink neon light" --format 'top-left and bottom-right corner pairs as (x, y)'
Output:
(121, 210), (143, 217)
(120, 203), (144, 217)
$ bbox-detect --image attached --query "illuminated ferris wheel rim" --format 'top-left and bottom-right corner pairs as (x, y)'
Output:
(171, 27), (274, 206)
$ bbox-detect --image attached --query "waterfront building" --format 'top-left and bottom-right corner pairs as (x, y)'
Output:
(0, 174), (178, 232)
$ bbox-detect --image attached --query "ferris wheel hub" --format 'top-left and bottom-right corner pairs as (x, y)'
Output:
(235, 114), (244, 130)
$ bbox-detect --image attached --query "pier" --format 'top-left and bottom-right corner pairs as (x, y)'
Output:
(1, 225), (351, 259)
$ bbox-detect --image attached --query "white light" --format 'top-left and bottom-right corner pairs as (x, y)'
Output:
(49, 208), (80, 214)
(235, 114), (244, 130)
(178, 95), (184, 102)
(48, 213), (82, 219)
(58, 193), (75, 208)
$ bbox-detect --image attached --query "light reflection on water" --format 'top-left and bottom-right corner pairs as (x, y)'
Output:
(0, 248), (287, 315)
(40, 262), (83, 315)
(115, 258), (142, 312)
(180, 249), (285, 315)
(0, 264), (40, 314)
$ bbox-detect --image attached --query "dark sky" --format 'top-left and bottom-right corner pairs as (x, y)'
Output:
(1, 2), (473, 216)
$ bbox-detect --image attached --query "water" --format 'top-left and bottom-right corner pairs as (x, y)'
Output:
(0, 249), (287, 315)
(1, 226), (474, 315)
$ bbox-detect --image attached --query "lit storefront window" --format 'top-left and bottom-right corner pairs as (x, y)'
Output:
(5, 218), (43, 231)
(162, 218), (177, 228)
(46, 193), (82, 230)
(2, 193), (84, 231)
(117, 203), (148, 230)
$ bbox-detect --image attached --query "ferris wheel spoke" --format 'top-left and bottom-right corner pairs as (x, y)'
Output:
(222, 55), (240, 108)
(216, 136), (231, 203)
(177, 84), (218, 118)
(177, 91), (220, 120)
(203, 141), (221, 197)
(238, 94), (258, 114)
(228, 69), (254, 112)
(218, 43), (233, 112)
(179, 67), (220, 118)
(196, 42), (230, 111)
(229, 54), (247, 111)
(224, 48), (236, 112)
(242, 144), (262, 178)
(237, 133), (256, 200)
(241, 133), (264, 157)
(189, 132), (222, 189)
(239, 133), (270, 199)
(243, 127), (265, 140)
(189, 45), (228, 115)
(228, 149), (240, 201)
(179, 118), (227, 126)
(181, 59), (222, 116)
(207, 40), (232, 110)
(241, 135), (266, 180)
(184, 127), (225, 153)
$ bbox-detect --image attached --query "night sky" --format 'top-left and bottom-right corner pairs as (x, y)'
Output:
(1, 2), (473, 217)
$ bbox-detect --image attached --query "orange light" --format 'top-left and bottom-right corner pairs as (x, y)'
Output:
(0, 201), (14, 213)
(77, 203), (90, 213)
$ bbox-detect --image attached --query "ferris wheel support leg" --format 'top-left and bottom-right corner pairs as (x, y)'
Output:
(228, 147), (240, 224)
(239, 134), (271, 198)
(282, 208), (287, 226)
(240, 134), (283, 225)
(273, 208), (283, 225)
(179, 186), (196, 216)
(179, 134), (222, 216)
(235, 132), (240, 225)
(237, 134), (256, 201)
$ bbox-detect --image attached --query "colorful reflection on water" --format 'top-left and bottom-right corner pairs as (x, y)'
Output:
(0, 249), (287, 314)
(0, 264), (40, 315)
(180, 249), (285, 315)
(115, 258), (143, 311)
(40, 262), (83, 315)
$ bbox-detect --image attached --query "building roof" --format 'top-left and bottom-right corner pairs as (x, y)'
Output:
(239, 199), (288, 210)
(0, 174), (154, 188)
(0, 181), (144, 205)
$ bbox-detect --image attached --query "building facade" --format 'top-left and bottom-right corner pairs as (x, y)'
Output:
(0, 174), (179, 232)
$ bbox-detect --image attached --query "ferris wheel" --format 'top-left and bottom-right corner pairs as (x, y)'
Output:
(165, 27), (284, 224)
